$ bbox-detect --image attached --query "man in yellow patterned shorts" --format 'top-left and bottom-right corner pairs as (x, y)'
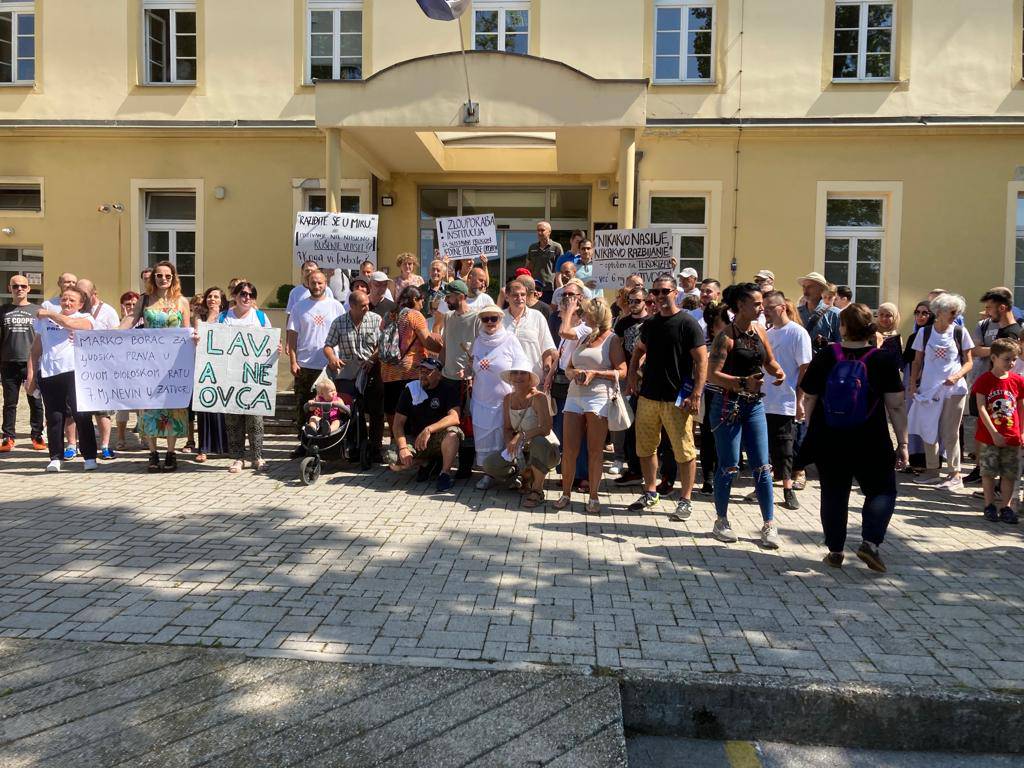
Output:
(625, 274), (708, 521)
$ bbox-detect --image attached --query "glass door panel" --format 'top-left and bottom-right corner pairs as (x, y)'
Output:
(497, 230), (537, 296)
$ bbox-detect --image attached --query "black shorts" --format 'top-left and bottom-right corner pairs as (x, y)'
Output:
(383, 379), (410, 415)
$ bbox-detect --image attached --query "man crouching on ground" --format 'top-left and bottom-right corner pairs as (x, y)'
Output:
(390, 358), (463, 493)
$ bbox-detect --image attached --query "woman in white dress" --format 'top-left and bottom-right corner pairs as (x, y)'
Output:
(470, 305), (526, 490)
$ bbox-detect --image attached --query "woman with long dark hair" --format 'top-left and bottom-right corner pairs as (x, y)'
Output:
(707, 283), (786, 548)
(192, 286), (229, 464)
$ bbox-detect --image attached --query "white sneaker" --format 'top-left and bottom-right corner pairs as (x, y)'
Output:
(45, 459), (61, 473)
(761, 522), (780, 549)
(83, 459), (98, 472)
(940, 474), (963, 490)
(712, 517), (738, 543)
(475, 475), (493, 490)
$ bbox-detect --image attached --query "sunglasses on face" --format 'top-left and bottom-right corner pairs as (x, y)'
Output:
(649, 288), (674, 296)
(481, 316), (501, 324)
(561, 293), (580, 300)
(11, 284), (29, 290)
(236, 291), (254, 299)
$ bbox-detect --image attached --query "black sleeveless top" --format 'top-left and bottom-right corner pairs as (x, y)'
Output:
(723, 323), (766, 378)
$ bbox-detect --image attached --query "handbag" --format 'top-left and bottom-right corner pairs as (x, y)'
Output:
(607, 371), (634, 432)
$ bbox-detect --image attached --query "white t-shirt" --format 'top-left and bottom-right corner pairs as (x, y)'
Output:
(762, 322), (812, 416)
(89, 301), (120, 331)
(912, 324), (975, 398)
(503, 307), (556, 379)
(286, 297), (344, 369)
(33, 312), (93, 378)
(220, 308), (270, 327)
(286, 284), (335, 315)
(466, 292), (496, 311)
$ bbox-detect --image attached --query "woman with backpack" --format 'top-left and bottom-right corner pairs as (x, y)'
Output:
(908, 292), (974, 489)
(380, 286), (435, 436)
(799, 303), (908, 572)
(706, 283), (787, 548)
(217, 281), (275, 473)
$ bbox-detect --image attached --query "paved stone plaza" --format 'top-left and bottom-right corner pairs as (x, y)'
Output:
(0, 432), (1022, 692)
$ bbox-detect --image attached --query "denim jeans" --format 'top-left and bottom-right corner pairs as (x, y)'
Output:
(1, 361), (43, 439)
(552, 393), (588, 481)
(817, 461), (896, 552)
(709, 392), (773, 522)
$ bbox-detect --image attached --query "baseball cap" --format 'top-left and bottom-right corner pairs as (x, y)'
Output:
(370, 271), (389, 282)
(755, 270), (775, 282)
(417, 358), (443, 372)
(680, 267), (698, 279)
(444, 279), (469, 296)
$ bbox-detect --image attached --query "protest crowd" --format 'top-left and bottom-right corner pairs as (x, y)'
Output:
(5, 219), (1024, 574)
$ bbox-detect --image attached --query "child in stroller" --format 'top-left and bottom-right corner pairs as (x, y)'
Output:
(303, 380), (350, 438)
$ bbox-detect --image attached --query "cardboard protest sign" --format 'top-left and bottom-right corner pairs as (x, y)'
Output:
(294, 211), (378, 269)
(74, 329), (194, 410)
(436, 214), (498, 261)
(193, 323), (280, 416)
(592, 228), (676, 289)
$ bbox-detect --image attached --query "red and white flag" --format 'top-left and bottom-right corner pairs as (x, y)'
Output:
(416, 0), (471, 21)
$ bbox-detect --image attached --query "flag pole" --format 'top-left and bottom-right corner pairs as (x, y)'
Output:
(457, 15), (478, 123)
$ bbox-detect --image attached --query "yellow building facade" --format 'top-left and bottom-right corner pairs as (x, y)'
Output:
(2, 0), (1024, 318)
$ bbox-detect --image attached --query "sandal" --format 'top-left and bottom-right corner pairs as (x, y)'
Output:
(523, 490), (545, 509)
(585, 498), (602, 515)
(181, 442), (195, 454)
(553, 493), (571, 510)
(228, 460), (243, 474)
(195, 453), (207, 463)
(254, 460), (269, 473)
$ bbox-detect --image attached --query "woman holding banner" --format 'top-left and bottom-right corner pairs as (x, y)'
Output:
(216, 281), (273, 473)
(121, 261), (191, 473)
(192, 286), (229, 464)
(26, 285), (98, 472)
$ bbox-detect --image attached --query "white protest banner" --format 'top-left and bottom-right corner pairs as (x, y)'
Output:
(435, 213), (498, 261)
(592, 228), (676, 289)
(74, 329), (194, 411)
(193, 323), (280, 416)
(294, 211), (378, 269)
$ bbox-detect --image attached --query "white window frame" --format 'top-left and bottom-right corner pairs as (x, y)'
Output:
(652, 0), (715, 84)
(142, 0), (197, 86)
(0, 175), (43, 217)
(832, 0), (895, 82)
(0, 1), (34, 85)
(291, 177), (369, 283)
(814, 181), (902, 308)
(823, 195), (884, 307)
(143, 191), (197, 296)
(471, 0), (530, 54)
(130, 178), (204, 292)
(306, 0), (363, 83)
(639, 180), (723, 278)
(648, 194), (710, 280)
(1005, 183), (1024, 309)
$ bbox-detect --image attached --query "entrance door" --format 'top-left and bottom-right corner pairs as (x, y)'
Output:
(496, 229), (538, 291)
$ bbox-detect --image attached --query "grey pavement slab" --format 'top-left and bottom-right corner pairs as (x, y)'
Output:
(0, 426), (1022, 692)
(0, 638), (625, 768)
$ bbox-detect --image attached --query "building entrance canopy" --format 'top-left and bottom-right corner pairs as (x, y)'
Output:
(314, 51), (648, 225)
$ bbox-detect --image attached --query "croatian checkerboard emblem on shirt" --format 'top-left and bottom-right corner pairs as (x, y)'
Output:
(933, 346), (948, 360)
(313, 314), (327, 327)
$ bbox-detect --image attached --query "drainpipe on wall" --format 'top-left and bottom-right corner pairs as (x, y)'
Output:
(632, 150), (644, 231)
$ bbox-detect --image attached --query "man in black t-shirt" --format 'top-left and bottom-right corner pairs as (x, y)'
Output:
(391, 358), (463, 492)
(625, 275), (707, 519)
(613, 285), (650, 486)
(0, 276), (44, 451)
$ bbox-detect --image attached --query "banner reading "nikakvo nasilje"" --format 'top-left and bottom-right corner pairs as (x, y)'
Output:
(74, 328), (194, 411)
(193, 323), (280, 416)
(293, 211), (379, 269)
(592, 227), (676, 289)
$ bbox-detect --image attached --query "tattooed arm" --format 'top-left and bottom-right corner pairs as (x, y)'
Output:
(707, 330), (736, 390)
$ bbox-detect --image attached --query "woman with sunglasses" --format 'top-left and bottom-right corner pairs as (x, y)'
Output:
(707, 283), (786, 548)
(900, 301), (933, 471)
(213, 282), (274, 473)
(121, 260), (190, 472)
(549, 279), (592, 492)
(190, 286), (229, 465)
(470, 305), (527, 490)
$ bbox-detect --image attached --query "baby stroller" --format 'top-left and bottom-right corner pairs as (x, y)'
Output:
(298, 393), (353, 485)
